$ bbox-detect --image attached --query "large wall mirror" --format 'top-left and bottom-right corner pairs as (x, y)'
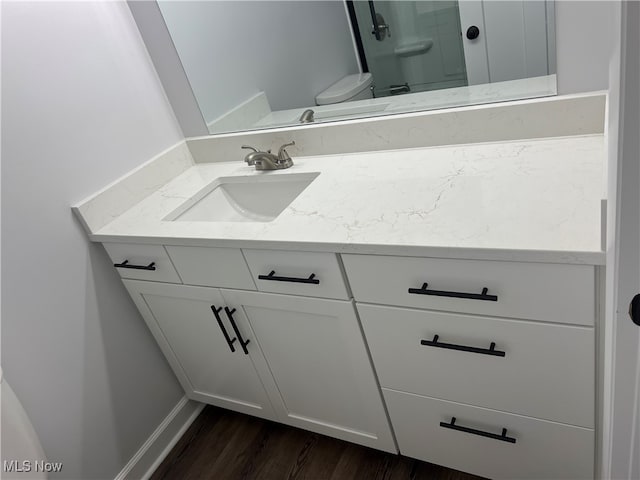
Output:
(151, 1), (556, 135)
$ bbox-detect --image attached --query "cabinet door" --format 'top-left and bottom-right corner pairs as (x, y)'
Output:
(221, 289), (396, 453)
(123, 280), (276, 420)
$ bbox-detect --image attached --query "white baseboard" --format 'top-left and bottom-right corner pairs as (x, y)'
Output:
(114, 396), (205, 480)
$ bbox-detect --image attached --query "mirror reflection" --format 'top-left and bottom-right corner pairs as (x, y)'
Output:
(158, 0), (556, 134)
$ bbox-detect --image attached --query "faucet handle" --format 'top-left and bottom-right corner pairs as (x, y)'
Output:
(277, 141), (295, 161)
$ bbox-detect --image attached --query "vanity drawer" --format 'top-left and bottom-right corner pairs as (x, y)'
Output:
(103, 242), (181, 283)
(342, 254), (594, 325)
(358, 304), (594, 427)
(383, 389), (594, 480)
(242, 249), (349, 299)
(165, 245), (256, 290)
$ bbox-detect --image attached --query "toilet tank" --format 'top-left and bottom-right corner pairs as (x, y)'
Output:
(1, 369), (48, 479)
(315, 73), (373, 105)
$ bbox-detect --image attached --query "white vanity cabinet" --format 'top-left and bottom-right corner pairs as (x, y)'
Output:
(109, 244), (395, 453)
(122, 280), (277, 421)
(342, 253), (598, 480)
(105, 241), (599, 478)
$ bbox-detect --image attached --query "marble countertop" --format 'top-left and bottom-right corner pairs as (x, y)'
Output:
(80, 134), (606, 265)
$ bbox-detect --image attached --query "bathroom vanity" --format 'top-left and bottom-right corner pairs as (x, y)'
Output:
(74, 93), (605, 480)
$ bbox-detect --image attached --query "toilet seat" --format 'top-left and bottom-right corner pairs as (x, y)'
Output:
(315, 73), (373, 105)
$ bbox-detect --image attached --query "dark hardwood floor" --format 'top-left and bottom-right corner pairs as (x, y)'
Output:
(151, 406), (485, 480)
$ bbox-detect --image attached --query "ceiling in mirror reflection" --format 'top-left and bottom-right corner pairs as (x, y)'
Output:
(158, 0), (556, 135)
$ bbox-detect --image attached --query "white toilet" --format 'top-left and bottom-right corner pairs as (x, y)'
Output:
(315, 73), (373, 105)
(1, 368), (48, 479)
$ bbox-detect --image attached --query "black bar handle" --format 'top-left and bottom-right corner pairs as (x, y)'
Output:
(408, 283), (497, 302)
(258, 270), (320, 285)
(225, 307), (250, 355)
(440, 417), (516, 444)
(211, 306), (236, 353)
(368, 1), (381, 40)
(114, 260), (156, 271)
(420, 335), (505, 357)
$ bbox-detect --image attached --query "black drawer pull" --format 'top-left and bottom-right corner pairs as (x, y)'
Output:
(408, 283), (497, 301)
(211, 306), (236, 353)
(420, 335), (505, 357)
(440, 417), (516, 444)
(225, 307), (250, 355)
(258, 270), (320, 284)
(114, 260), (156, 271)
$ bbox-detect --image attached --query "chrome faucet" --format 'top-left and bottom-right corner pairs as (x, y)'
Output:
(241, 141), (295, 170)
(299, 109), (315, 123)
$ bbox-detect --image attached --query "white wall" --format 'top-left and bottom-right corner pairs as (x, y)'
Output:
(556, 0), (619, 94)
(1, 2), (185, 479)
(157, 0), (359, 124)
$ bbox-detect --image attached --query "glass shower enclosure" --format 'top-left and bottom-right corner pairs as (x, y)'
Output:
(348, 1), (468, 98)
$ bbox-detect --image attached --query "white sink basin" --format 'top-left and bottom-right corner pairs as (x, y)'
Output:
(166, 172), (319, 222)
